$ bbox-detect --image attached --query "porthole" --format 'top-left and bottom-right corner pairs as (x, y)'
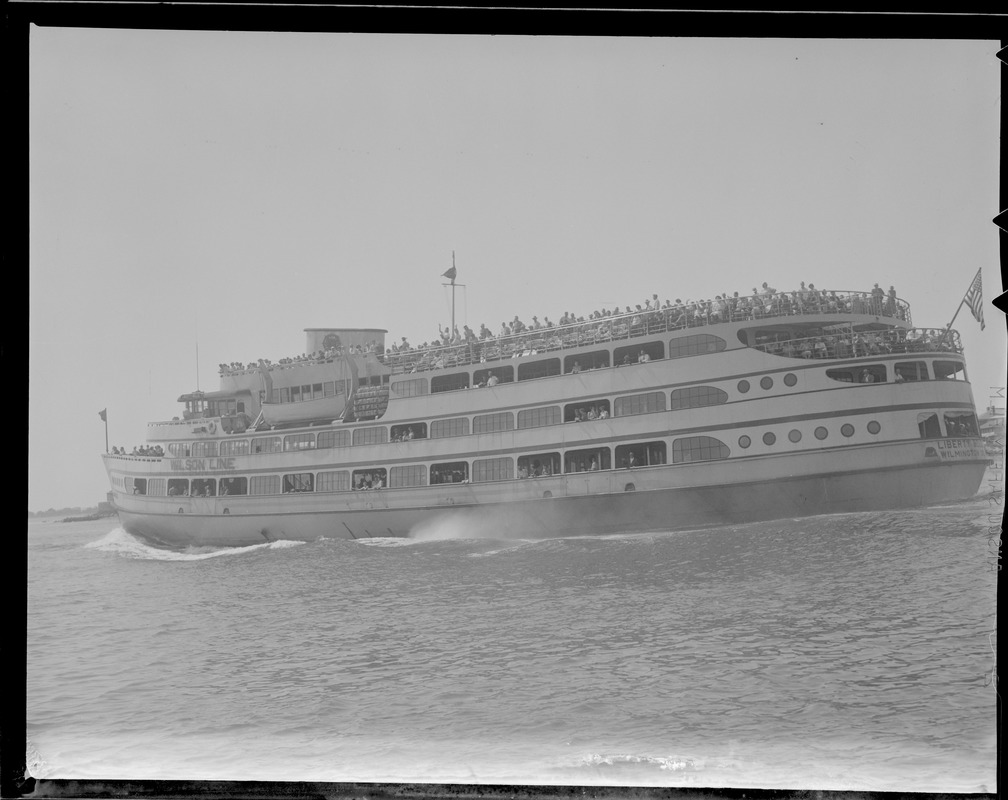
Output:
(223, 508), (230, 515)
(763, 432), (776, 446)
(788, 429), (802, 443)
(624, 483), (636, 492)
(177, 508), (184, 514)
(760, 376), (774, 390)
(867, 420), (881, 434)
(841, 423), (855, 438)
(784, 373), (797, 387)
(737, 379), (750, 393)
(814, 426), (828, 440)
(738, 435), (752, 449)
(543, 491), (553, 499)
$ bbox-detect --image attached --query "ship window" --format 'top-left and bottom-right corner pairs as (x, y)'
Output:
(564, 447), (611, 473)
(324, 381), (336, 397)
(840, 424), (855, 438)
(390, 465), (427, 488)
(167, 442), (192, 457)
(167, 478), (190, 496)
(738, 435), (751, 449)
(616, 442), (667, 468)
(250, 475), (280, 495)
(760, 376), (774, 390)
(472, 457), (514, 483)
(670, 385), (728, 410)
(788, 429), (802, 443)
(564, 399), (611, 423)
(933, 361), (965, 381)
(614, 391), (666, 417)
(127, 477), (147, 496)
(614, 340), (664, 366)
(317, 429), (351, 449)
(672, 436), (730, 463)
(737, 379), (750, 393)
(517, 406), (561, 429)
(867, 421), (881, 435)
(291, 386), (301, 403)
(352, 468), (387, 490)
(279, 387), (290, 403)
(190, 441), (218, 458)
(352, 426), (388, 446)
(827, 365), (887, 384)
(430, 461), (468, 485)
(430, 418), (469, 439)
(763, 432), (776, 445)
(564, 350), (610, 373)
(917, 413), (941, 439)
(944, 412), (979, 437)
(473, 366), (513, 386)
(518, 358), (561, 382)
(219, 477), (247, 496)
(271, 389), (281, 403)
(220, 440), (250, 457)
(316, 470), (350, 493)
(284, 433), (316, 452)
(517, 452), (560, 478)
(473, 411), (514, 434)
(784, 373), (798, 387)
(391, 377), (429, 397)
(143, 478), (165, 497)
(391, 422), (428, 442)
(251, 436), (282, 455)
(431, 372), (470, 393)
(814, 426), (828, 440)
(668, 333), (727, 359)
(191, 478), (216, 497)
(312, 383), (323, 399)
(894, 361), (929, 382)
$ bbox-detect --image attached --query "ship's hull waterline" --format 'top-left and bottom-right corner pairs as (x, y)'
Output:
(115, 457), (986, 549)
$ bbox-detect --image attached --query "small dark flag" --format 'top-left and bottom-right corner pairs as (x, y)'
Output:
(99, 408), (107, 422)
(442, 266), (457, 281)
(964, 268), (985, 331)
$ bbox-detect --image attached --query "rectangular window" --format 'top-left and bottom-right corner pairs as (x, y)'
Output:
(430, 417), (470, 439)
(190, 441), (218, 458)
(671, 436), (729, 464)
(190, 478), (217, 497)
(283, 473), (314, 493)
(146, 478), (167, 497)
(933, 361), (965, 381)
(220, 439), (250, 457)
(167, 478), (190, 496)
(389, 465), (427, 488)
(517, 452), (560, 478)
(291, 386), (301, 403)
(284, 433), (316, 452)
(918, 412), (941, 438)
(352, 468), (387, 490)
(616, 442), (668, 468)
(220, 477), (247, 496)
(167, 442), (192, 458)
(280, 387), (290, 403)
(517, 358), (561, 382)
(271, 389), (281, 404)
(564, 350), (610, 373)
(473, 411), (514, 434)
(614, 391), (666, 417)
(564, 399), (611, 423)
(391, 423), (428, 442)
(353, 426), (388, 446)
(430, 461), (469, 484)
(316, 470), (350, 493)
(323, 381), (336, 397)
(894, 361), (929, 382)
(944, 412), (979, 437)
(473, 366), (514, 387)
(312, 383), (323, 399)
(126, 477), (147, 495)
(564, 447), (611, 473)
(431, 372), (470, 393)
(472, 457), (514, 483)
(317, 429), (351, 449)
(517, 405), (561, 429)
(614, 340), (664, 365)
(250, 475), (281, 495)
(670, 385), (729, 410)
(251, 437), (282, 455)
(391, 377), (429, 397)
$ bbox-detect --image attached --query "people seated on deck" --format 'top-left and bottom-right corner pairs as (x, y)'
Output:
(487, 372), (499, 387)
(638, 349), (651, 363)
(570, 361), (582, 374)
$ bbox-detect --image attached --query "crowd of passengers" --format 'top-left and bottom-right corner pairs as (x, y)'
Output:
(352, 472), (385, 490)
(216, 283), (903, 378)
(380, 283), (904, 367)
(112, 445), (164, 457)
(758, 326), (959, 360)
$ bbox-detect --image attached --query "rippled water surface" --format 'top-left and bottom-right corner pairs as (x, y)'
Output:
(27, 492), (999, 791)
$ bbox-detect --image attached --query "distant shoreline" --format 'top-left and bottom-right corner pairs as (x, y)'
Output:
(28, 505), (117, 522)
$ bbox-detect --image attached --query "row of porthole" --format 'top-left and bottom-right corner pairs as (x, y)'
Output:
(738, 420), (881, 448)
(737, 373), (799, 394)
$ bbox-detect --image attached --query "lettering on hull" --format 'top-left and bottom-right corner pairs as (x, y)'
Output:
(170, 457), (237, 472)
(933, 438), (984, 461)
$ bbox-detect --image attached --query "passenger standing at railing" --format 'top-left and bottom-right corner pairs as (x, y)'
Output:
(885, 286), (897, 317)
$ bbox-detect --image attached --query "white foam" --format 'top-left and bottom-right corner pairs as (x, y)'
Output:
(84, 527), (304, 561)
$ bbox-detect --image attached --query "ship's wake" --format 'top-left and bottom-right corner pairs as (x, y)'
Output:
(84, 526), (304, 560)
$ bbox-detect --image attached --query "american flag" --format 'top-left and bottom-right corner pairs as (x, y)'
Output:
(964, 268), (985, 331)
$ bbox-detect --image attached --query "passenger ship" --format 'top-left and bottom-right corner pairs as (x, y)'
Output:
(104, 288), (988, 547)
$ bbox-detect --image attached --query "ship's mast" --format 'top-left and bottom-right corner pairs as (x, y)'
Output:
(441, 252), (465, 335)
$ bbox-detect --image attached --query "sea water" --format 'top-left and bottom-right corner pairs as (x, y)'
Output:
(26, 486), (1000, 792)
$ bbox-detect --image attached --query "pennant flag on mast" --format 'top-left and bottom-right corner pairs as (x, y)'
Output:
(964, 268), (985, 330)
(442, 266), (457, 282)
(98, 408), (107, 422)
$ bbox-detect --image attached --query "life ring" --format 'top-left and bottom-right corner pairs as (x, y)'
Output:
(208, 421), (217, 434)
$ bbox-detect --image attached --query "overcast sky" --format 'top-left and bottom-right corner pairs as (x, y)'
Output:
(28, 29), (1003, 512)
